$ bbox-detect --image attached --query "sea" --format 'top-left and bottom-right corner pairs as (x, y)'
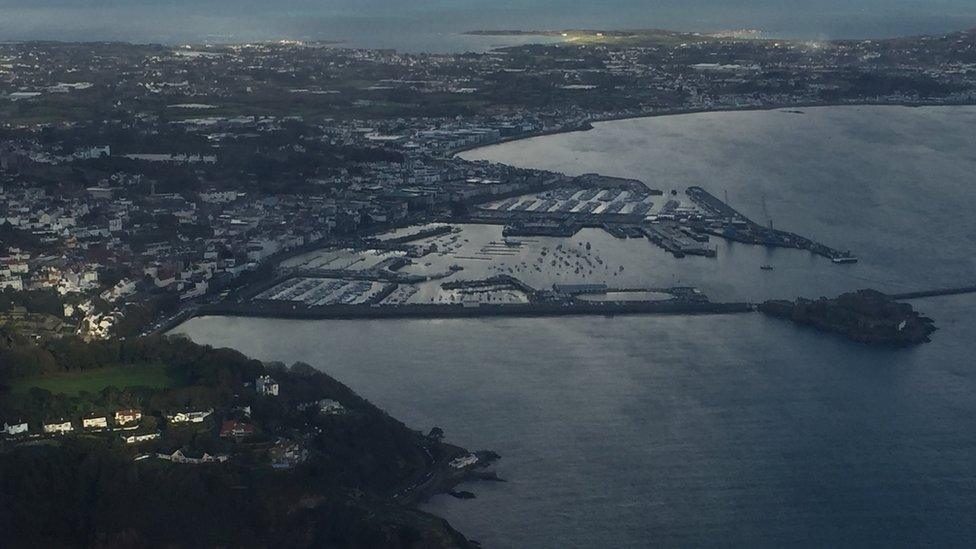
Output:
(1, 1), (975, 51)
(173, 106), (976, 547)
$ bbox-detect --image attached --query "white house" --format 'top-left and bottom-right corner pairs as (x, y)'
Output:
(83, 416), (108, 429)
(298, 399), (344, 415)
(121, 432), (160, 444)
(43, 420), (74, 435)
(449, 453), (479, 469)
(166, 409), (213, 424)
(256, 375), (279, 397)
(3, 421), (28, 436)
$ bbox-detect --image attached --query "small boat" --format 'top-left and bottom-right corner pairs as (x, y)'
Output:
(760, 264), (774, 271)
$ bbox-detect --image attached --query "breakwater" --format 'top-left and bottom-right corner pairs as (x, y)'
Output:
(888, 286), (976, 300)
(199, 299), (753, 321)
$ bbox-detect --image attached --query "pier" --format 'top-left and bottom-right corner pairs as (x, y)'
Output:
(685, 186), (858, 263)
(888, 285), (976, 300)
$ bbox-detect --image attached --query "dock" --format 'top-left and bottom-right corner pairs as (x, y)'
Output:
(685, 186), (858, 263)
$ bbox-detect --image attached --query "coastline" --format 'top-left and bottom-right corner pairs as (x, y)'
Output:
(163, 101), (976, 332)
(449, 100), (976, 156)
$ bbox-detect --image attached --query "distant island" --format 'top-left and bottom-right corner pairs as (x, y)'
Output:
(759, 289), (937, 346)
(463, 28), (730, 46)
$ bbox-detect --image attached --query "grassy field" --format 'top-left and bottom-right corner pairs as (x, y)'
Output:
(11, 363), (177, 395)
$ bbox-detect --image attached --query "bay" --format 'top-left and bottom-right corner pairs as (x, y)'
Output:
(174, 105), (976, 547)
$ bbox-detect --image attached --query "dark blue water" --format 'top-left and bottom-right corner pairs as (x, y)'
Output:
(2, 1), (974, 50)
(175, 106), (976, 547)
(177, 298), (976, 547)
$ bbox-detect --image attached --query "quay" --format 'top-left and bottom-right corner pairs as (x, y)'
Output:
(685, 187), (858, 263)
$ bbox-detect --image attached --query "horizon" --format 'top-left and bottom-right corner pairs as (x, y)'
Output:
(2, 1), (975, 52)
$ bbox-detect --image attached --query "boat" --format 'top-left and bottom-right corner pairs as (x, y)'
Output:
(504, 238), (522, 247)
(760, 264), (774, 271)
(832, 256), (859, 264)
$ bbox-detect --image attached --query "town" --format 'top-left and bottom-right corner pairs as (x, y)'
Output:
(3, 29), (974, 340)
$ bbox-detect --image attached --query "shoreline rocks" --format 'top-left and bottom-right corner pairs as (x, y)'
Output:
(760, 289), (936, 346)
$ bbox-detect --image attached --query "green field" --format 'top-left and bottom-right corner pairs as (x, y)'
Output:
(11, 363), (177, 395)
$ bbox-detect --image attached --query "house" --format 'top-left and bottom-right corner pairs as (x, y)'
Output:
(270, 443), (308, 469)
(449, 453), (479, 469)
(83, 415), (108, 429)
(297, 398), (345, 415)
(3, 421), (28, 436)
(157, 449), (230, 464)
(166, 409), (213, 424)
(43, 420), (74, 435)
(121, 432), (160, 444)
(219, 420), (254, 439)
(115, 409), (142, 425)
(255, 375), (279, 396)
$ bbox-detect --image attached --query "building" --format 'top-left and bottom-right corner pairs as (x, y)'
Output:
(297, 398), (345, 415)
(157, 449), (229, 464)
(3, 421), (28, 436)
(552, 283), (608, 295)
(82, 415), (108, 429)
(219, 420), (254, 439)
(270, 443), (308, 469)
(121, 432), (160, 444)
(115, 409), (142, 425)
(449, 453), (479, 469)
(166, 409), (213, 424)
(255, 375), (279, 397)
(43, 420), (73, 435)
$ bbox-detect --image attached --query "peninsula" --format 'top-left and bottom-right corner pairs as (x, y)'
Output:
(0, 330), (498, 547)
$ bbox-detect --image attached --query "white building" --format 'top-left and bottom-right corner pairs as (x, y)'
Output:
(298, 399), (344, 415)
(256, 375), (279, 397)
(83, 416), (108, 429)
(3, 422), (28, 436)
(74, 145), (111, 160)
(166, 409), (213, 424)
(122, 432), (160, 444)
(449, 453), (479, 469)
(43, 420), (74, 435)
